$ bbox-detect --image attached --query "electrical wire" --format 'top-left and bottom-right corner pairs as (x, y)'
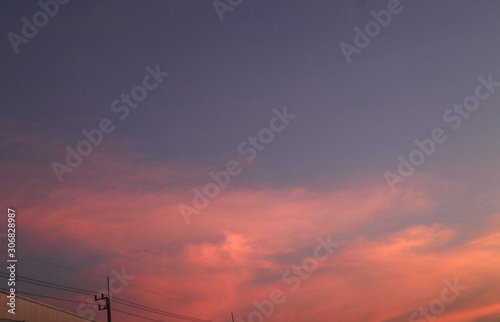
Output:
(114, 308), (165, 322)
(0, 288), (186, 322)
(0, 272), (95, 296)
(0, 273), (214, 322)
(113, 297), (213, 322)
(18, 254), (227, 313)
(0, 289), (98, 306)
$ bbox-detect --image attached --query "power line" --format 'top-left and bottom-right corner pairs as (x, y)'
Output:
(0, 289), (192, 322)
(0, 272), (95, 295)
(114, 308), (165, 322)
(0, 289), (98, 306)
(126, 283), (226, 313)
(18, 254), (227, 313)
(113, 297), (213, 322)
(0, 273), (214, 322)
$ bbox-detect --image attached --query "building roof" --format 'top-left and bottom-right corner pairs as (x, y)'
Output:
(0, 290), (98, 322)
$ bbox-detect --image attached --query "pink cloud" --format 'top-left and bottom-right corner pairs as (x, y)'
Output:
(2, 143), (499, 321)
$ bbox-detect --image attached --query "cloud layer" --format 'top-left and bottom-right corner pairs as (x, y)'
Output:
(2, 135), (499, 321)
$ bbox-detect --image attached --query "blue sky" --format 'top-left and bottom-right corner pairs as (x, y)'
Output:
(1, 1), (500, 321)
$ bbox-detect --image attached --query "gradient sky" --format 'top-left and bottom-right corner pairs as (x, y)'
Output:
(1, 0), (500, 321)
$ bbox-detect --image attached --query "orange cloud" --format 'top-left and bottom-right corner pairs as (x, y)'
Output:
(2, 141), (499, 321)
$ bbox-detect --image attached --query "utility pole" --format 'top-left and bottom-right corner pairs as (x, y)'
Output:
(107, 276), (111, 322)
(95, 276), (111, 322)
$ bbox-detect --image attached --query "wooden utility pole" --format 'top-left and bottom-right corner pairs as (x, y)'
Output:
(107, 276), (111, 322)
(95, 276), (111, 322)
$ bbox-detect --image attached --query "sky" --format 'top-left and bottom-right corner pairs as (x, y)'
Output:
(1, 0), (500, 321)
